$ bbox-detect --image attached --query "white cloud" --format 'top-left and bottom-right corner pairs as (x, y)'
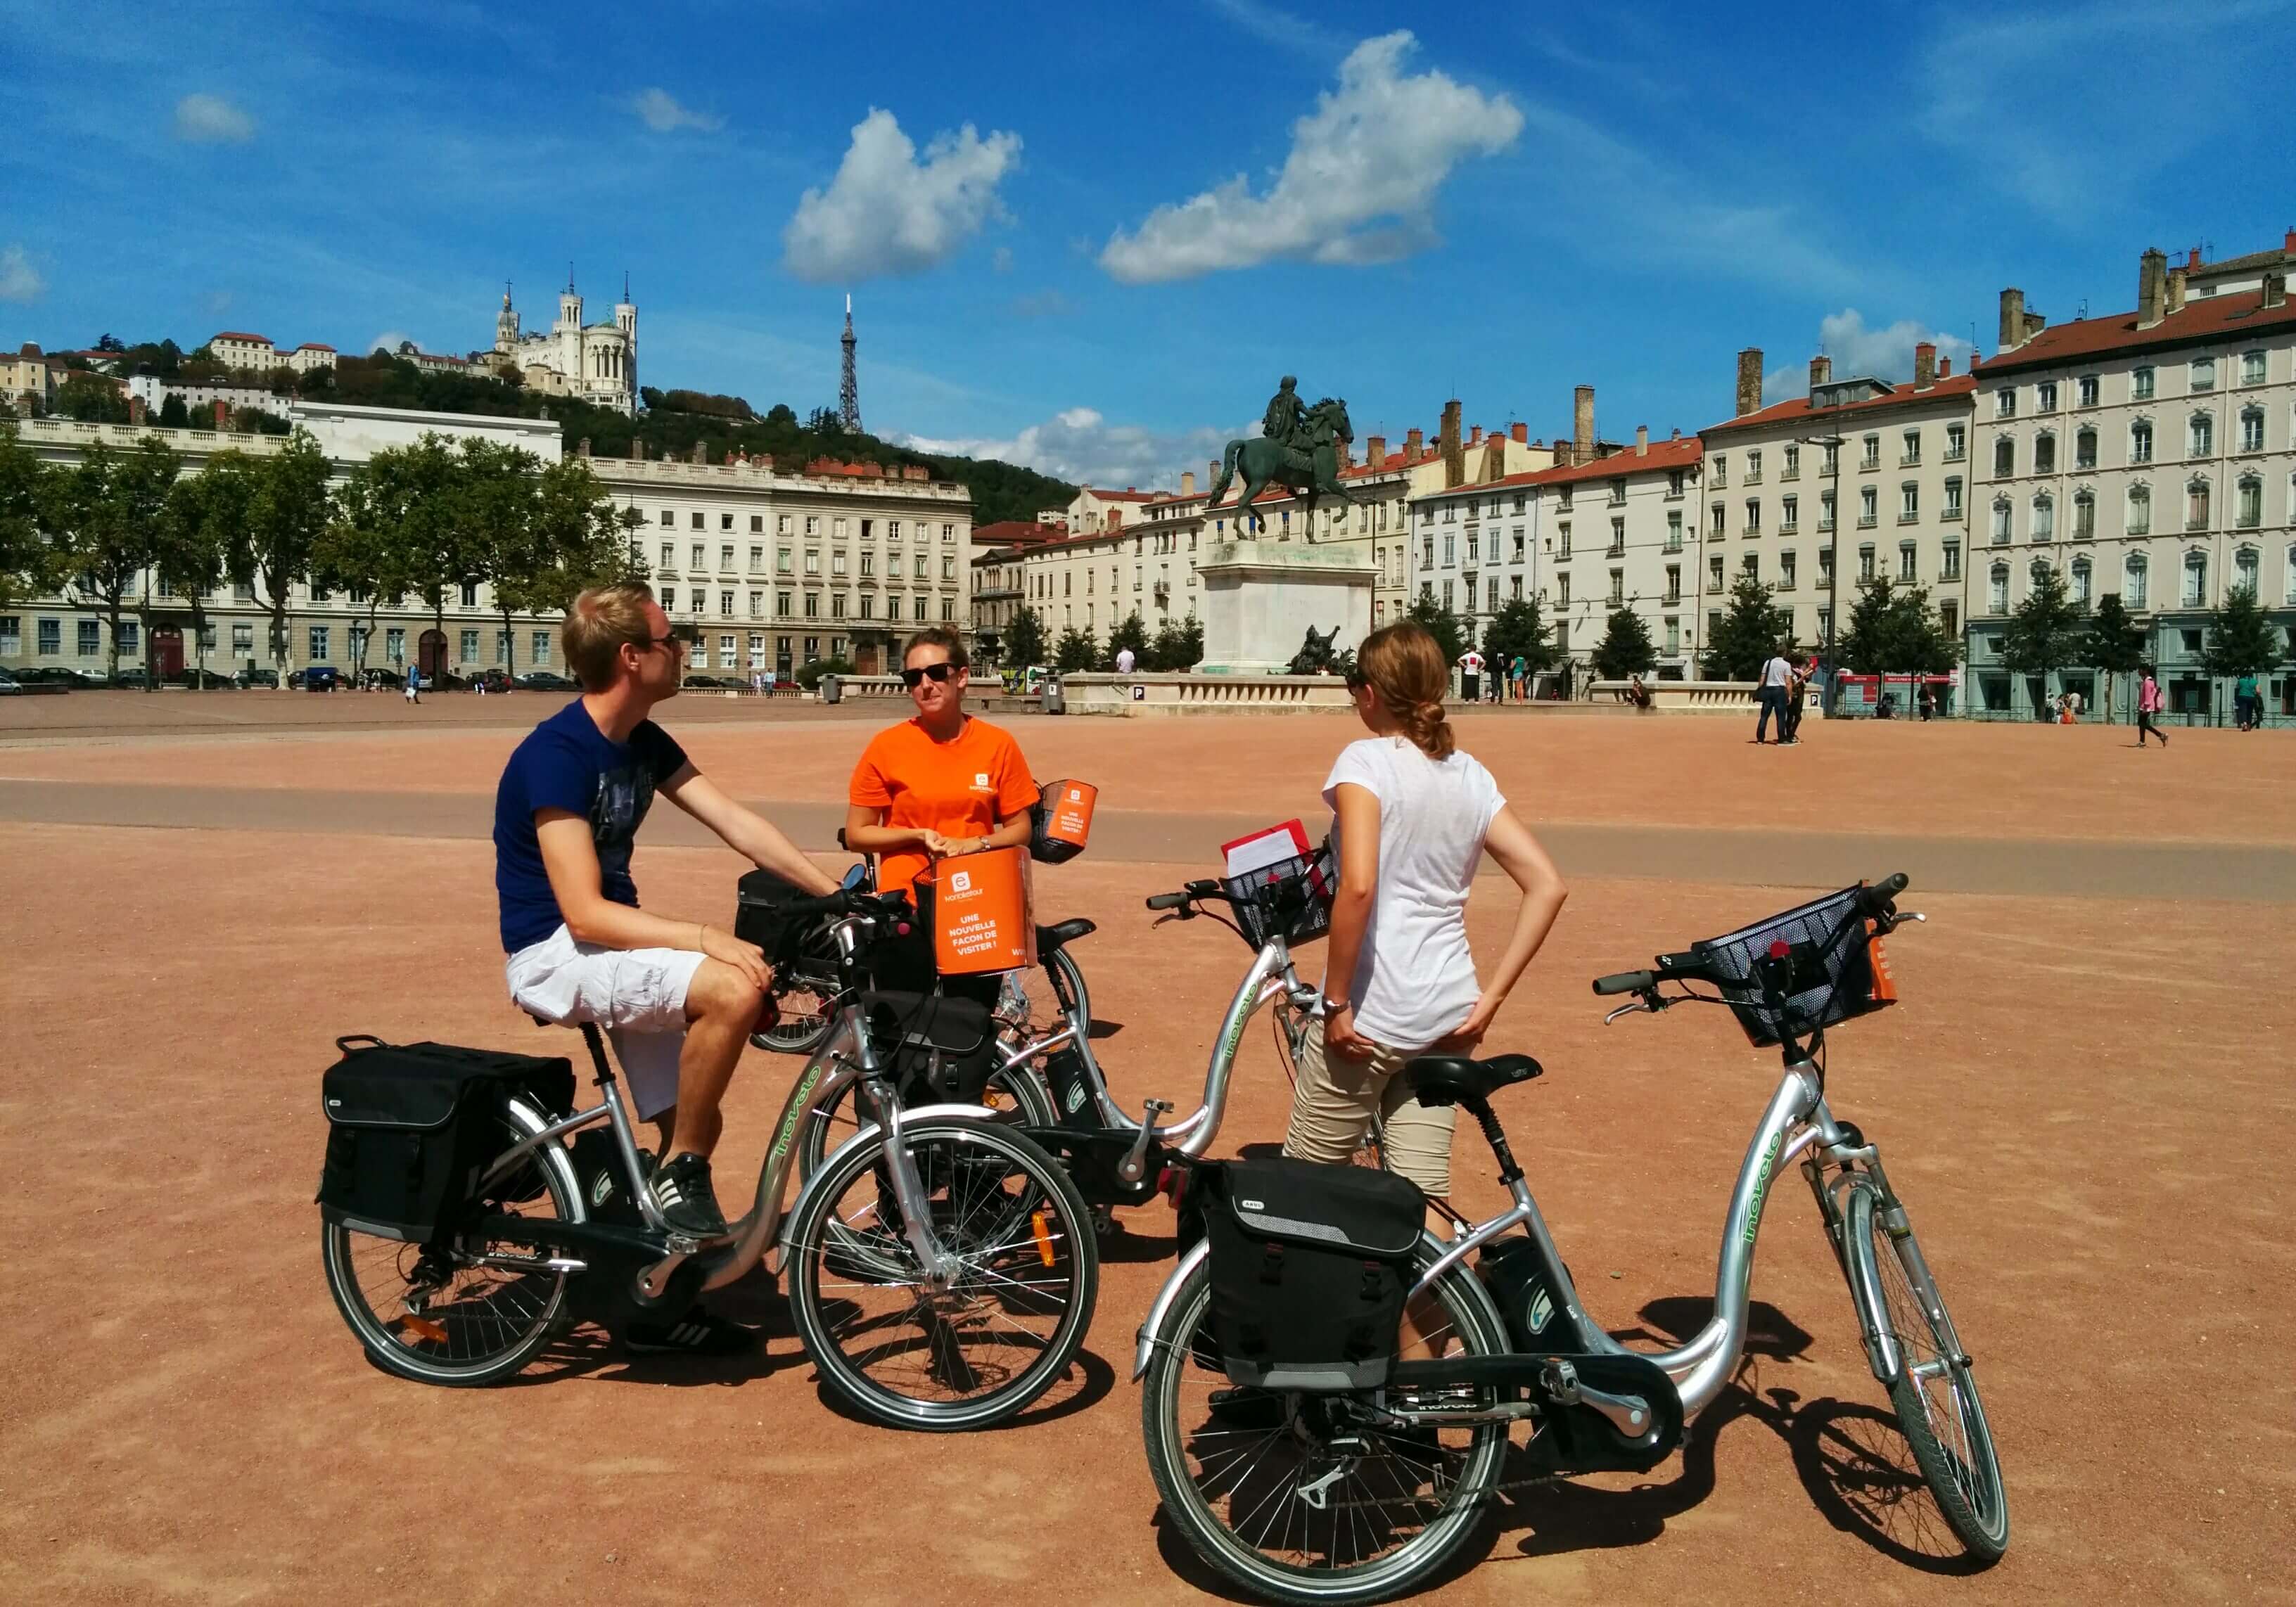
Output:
(1098, 32), (1520, 283)
(632, 88), (722, 134)
(366, 331), (415, 357)
(1762, 310), (1975, 402)
(892, 406), (1255, 488)
(991, 245), (1014, 274)
(0, 244), (45, 303)
(174, 93), (254, 143)
(782, 108), (1020, 283)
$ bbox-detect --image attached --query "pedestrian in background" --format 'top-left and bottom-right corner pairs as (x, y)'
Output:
(2235, 670), (2259, 731)
(2136, 665), (2168, 748)
(404, 665), (421, 706)
(1754, 646), (1792, 744)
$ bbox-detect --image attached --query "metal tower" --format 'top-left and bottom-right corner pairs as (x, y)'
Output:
(838, 294), (862, 434)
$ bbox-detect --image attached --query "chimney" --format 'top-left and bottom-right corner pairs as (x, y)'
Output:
(1481, 435), (1506, 483)
(1405, 426), (1423, 459)
(1635, 423), (1649, 457)
(1365, 434), (1386, 468)
(1468, 424), (1482, 447)
(2285, 228), (2295, 254)
(2166, 266), (2187, 314)
(1809, 354), (1832, 391)
(1734, 350), (1761, 417)
(1552, 440), (1571, 468)
(2186, 246), (2201, 269)
(1998, 288), (2027, 349)
(1914, 342), (1937, 388)
(1573, 384), (1595, 459)
(2137, 248), (2168, 328)
(213, 399), (229, 428)
(1510, 422), (1526, 444)
(129, 395), (147, 425)
(1669, 426), (1681, 440)
(2264, 272), (2288, 310)
(1938, 354), (1952, 377)
(1439, 400), (1465, 487)
(1180, 469), (1195, 495)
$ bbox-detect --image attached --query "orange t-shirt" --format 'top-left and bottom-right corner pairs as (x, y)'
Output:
(848, 717), (1038, 895)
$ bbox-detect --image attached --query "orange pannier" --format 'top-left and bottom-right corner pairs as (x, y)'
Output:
(1030, 779), (1098, 864)
(926, 845), (1035, 975)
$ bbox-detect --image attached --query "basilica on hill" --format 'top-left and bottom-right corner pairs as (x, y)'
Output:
(485, 272), (637, 416)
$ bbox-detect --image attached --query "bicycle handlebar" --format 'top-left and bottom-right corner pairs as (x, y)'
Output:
(1856, 872), (1908, 916)
(1144, 892), (1189, 911)
(776, 887), (911, 923)
(1591, 970), (1654, 996)
(1588, 874), (1910, 999)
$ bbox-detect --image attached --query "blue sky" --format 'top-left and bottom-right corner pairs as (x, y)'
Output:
(4, 0), (2291, 486)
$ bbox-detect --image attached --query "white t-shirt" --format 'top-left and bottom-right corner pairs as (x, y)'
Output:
(1458, 651), (1485, 675)
(1759, 655), (1792, 687)
(1322, 736), (1505, 1052)
(1115, 648), (1136, 673)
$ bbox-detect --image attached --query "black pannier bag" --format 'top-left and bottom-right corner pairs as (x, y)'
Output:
(734, 866), (811, 961)
(1201, 1155), (1425, 1390)
(862, 990), (1000, 1104)
(316, 1037), (575, 1243)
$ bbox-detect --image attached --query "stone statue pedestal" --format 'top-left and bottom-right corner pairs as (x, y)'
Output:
(1196, 539), (1375, 674)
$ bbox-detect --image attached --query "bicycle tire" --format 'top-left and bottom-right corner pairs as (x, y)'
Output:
(1140, 1246), (1509, 1604)
(785, 1116), (1099, 1432)
(1847, 1183), (2010, 1561)
(796, 1059), (1059, 1179)
(320, 1107), (579, 1388)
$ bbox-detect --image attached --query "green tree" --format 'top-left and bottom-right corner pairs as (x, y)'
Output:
(1002, 604), (1047, 667)
(0, 423), (60, 608)
(1834, 578), (1961, 675)
(51, 437), (179, 679)
(236, 429), (334, 677)
(1052, 625), (1099, 672)
(155, 454), (250, 687)
(317, 461), (418, 682)
(55, 372), (130, 423)
(454, 437), (547, 678)
(352, 435), (470, 655)
(1702, 575), (1797, 681)
(1104, 608), (1149, 670)
(1146, 614), (1202, 672)
(1591, 607), (1658, 680)
(2000, 560), (2088, 710)
(1406, 585), (1467, 667)
(2202, 585), (2284, 684)
(1479, 598), (1557, 677)
(2084, 592), (2149, 722)
(157, 393), (190, 429)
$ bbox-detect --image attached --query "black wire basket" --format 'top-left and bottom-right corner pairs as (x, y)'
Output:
(1223, 840), (1338, 949)
(1690, 883), (1894, 1047)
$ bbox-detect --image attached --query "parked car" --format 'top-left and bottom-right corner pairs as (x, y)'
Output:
(427, 670), (470, 691)
(108, 667), (153, 689)
(0, 667), (20, 696)
(358, 666), (404, 689)
(61, 666), (113, 687)
(293, 665), (342, 691)
(236, 667), (280, 689)
(12, 665), (73, 686)
(514, 670), (577, 691)
(165, 667), (236, 689)
(683, 673), (725, 689)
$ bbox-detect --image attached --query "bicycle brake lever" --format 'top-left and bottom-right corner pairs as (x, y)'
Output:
(1602, 1001), (1646, 1026)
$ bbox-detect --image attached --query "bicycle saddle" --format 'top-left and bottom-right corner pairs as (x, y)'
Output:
(1403, 1054), (1543, 1106)
(1035, 917), (1097, 955)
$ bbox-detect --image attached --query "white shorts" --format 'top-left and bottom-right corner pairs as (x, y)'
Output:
(504, 924), (706, 1120)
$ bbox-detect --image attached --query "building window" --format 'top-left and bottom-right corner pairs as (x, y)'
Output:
(690, 511), (704, 530)
(1944, 477), (1964, 519)
(2240, 350), (2266, 385)
(459, 628), (479, 661)
(2126, 485), (2152, 537)
(1443, 580), (1455, 610)
(1902, 428), (1922, 465)
(1607, 518), (1625, 557)
(1945, 423), (1965, 461)
(1782, 444), (1799, 478)
(1861, 433), (1880, 468)
(2077, 375), (2099, 408)
(1778, 551), (1797, 591)
(2124, 554), (2148, 609)
(2236, 476), (2263, 528)
(2233, 546), (2258, 596)
(1991, 498), (2013, 543)
(2190, 357), (2215, 393)
(1993, 437), (2015, 477)
(1558, 525), (1571, 560)
(1858, 545), (1876, 582)
(2071, 558), (2091, 605)
(532, 629), (551, 665)
(2188, 413), (2214, 457)
(1942, 541), (1961, 580)
(1820, 490), (1836, 530)
(2131, 420), (2153, 463)
(1988, 564), (2009, 614)
(1708, 501), (1724, 537)
(2074, 490), (2096, 539)
(2074, 428), (2097, 470)
(385, 627), (404, 662)
(1607, 569), (1624, 606)
(1709, 455), (1726, 487)
(2133, 366), (2155, 400)
(1664, 563), (1681, 604)
(720, 515), (734, 533)
(2239, 408), (2265, 453)
(495, 629), (511, 665)
(658, 509), (674, 527)
(2186, 479), (2211, 532)
(2036, 381), (2058, 413)
(1900, 483), (1919, 520)
(1744, 499), (1760, 534)
(459, 582), (478, 608)
(229, 622), (251, 655)
(2182, 550), (2207, 607)
(1996, 390), (2017, 419)
(2032, 493), (2055, 542)
(1899, 542), (1917, 582)
(1780, 495), (1798, 533)
(2285, 546), (2296, 606)
(748, 589), (764, 619)
(1940, 599), (1958, 635)
(660, 586), (677, 612)
(1859, 486), (1878, 527)
(775, 591), (791, 617)
(2034, 434), (2056, 475)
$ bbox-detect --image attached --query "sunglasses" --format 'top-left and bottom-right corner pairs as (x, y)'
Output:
(900, 662), (960, 689)
(1344, 667), (1370, 691)
(646, 634), (685, 653)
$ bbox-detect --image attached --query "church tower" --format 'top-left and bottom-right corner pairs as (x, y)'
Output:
(614, 271), (637, 406)
(495, 282), (518, 354)
(557, 267), (582, 332)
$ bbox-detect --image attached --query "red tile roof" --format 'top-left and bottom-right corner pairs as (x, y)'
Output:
(971, 520), (1068, 549)
(1702, 372), (1977, 437)
(1081, 486), (1157, 501)
(1974, 285), (2296, 376)
(1520, 435), (1704, 488)
(210, 331), (273, 344)
(295, 342), (336, 352)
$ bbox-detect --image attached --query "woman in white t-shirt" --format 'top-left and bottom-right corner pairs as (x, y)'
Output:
(1284, 622), (1568, 1201)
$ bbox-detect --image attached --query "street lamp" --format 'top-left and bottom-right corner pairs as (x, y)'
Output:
(1797, 433), (1846, 716)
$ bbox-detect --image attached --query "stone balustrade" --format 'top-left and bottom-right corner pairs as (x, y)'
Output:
(1586, 679), (1814, 712)
(1059, 672), (1355, 715)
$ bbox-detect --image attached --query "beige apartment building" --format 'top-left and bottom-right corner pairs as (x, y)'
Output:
(1519, 428), (1705, 676)
(1965, 248), (2296, 717)
(1698, 346), (1978, 663)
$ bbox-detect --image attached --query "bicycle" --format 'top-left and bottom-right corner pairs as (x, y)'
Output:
(1133, 873), (2009, 1603)
(319, 885), (1098, 1432)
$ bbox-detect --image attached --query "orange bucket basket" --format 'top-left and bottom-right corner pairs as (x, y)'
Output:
(1030, 779), (1098, 864)
(925, 845), (1035, 975)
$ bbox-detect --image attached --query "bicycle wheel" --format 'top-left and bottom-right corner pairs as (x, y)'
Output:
(1140, 1247), (1509, 1604)
(786, 1115), (1098, 1431)
(754, 940), (844, 1056)
(320, 1109), (578, 1387)
(1847, 1183), (2010, 1561)
(796, 1060), (1057, 1179)
(996, 946), (1092, 1048)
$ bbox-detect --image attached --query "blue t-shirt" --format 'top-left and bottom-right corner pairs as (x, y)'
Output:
(493, 700), (691, 953)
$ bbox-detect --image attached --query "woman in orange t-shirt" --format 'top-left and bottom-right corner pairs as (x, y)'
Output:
(846, 627), (1038, 991)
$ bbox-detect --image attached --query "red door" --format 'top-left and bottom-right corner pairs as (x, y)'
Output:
(150, 628), (185, 678)
(419, 629), (449, 677)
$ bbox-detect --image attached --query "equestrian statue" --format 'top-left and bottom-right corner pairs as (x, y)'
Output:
(1204, 376), (1355, 534)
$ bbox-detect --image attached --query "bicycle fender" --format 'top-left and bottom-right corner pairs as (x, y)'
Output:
(1133, 1237), (1211, 1382)
(774, 1102), (1002, 1259)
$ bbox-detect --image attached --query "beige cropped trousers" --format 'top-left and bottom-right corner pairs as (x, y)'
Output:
(1282, 1016), (1457, 1198)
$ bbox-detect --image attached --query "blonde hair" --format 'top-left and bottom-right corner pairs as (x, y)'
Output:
(561, 582), (658, 691)
(1356, 622), (1455, 759)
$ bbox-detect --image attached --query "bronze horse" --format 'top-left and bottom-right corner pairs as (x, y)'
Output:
(1205, 397), (1354, 534)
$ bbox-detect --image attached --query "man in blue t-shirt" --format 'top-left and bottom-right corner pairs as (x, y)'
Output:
(496, 583), (836, 1290)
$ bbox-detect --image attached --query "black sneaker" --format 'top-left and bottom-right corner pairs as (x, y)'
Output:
(624, 1305), (758, 1356)
(648, 1153), (728, 1237)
